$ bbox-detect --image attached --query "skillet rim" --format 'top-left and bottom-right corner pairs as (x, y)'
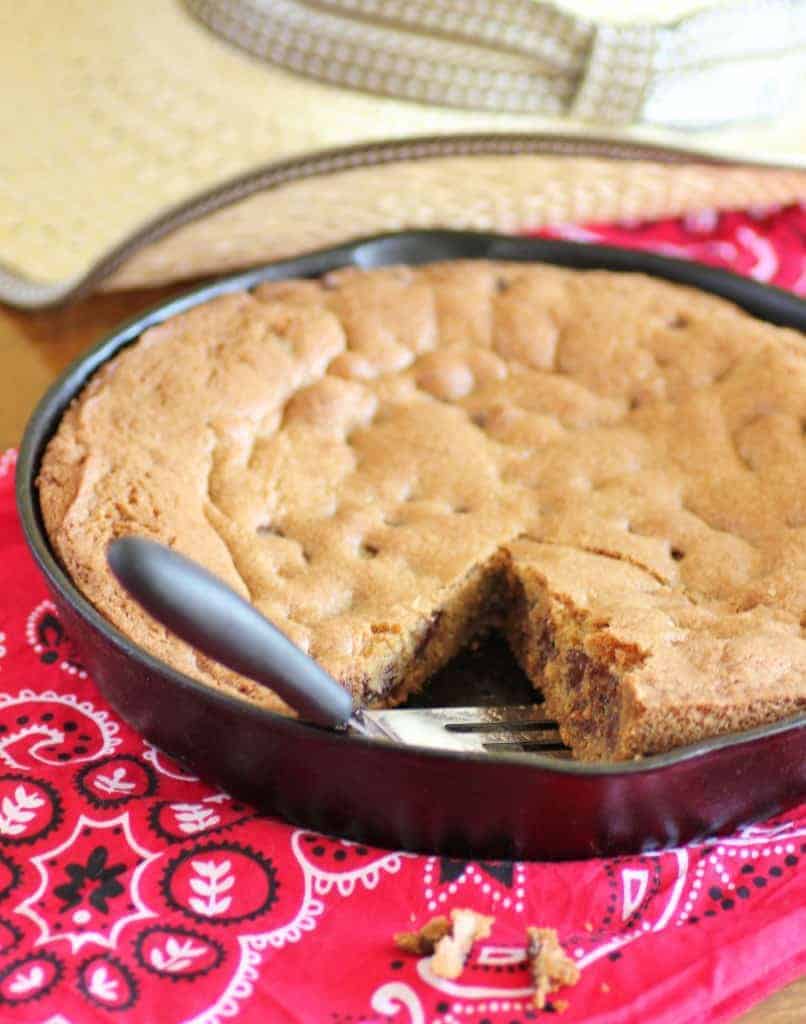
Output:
(16, 229), (806, 778)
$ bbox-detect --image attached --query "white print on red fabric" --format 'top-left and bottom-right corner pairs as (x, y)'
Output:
(162, 844), (278, 923)
(142, 741), (200, 782)
(735, 225), (778, 282)
(0, 775), (62, 845)
(670, 821), (806, 928)
(567, 820), (805, 970)
(26, 601), (87, 678)
(171, 835), (328, 1024)
(371, 975), (571, 1024)
(548, 222), (752, 275)
(157, 829), (409, 1024)
(0, 690), (118, 771)
(364, 817), (806, 1021)
(135, 925), (225, 981)
(0, 451), (16, 480)
(77, 954), (139, 1011)
(172, 804), (221, 836)
(424, 858), (527, 914)
(368, 857), (552, 1017)
(0, 951), (63, 1006)
(0, 631), (6, 663)
(77, 754), (158, 810)
(372, 982), (427, 1024)
(541, 207), (806, 293)
(147, 793), (253, 843)
(683, 209), (719, 233)
(15, 813), (159, 951)
(371, 980), (544, 1024)
(294, 829), (411, 896)
(1, 812), (335, 1022)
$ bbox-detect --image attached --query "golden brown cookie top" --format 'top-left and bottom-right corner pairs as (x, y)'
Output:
(38, 261), (806, 718)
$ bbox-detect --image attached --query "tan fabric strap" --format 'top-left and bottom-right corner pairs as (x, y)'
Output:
(186, 0), (806, 126)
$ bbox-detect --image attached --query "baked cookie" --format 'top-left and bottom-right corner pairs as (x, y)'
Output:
(38, 262), (806, 759)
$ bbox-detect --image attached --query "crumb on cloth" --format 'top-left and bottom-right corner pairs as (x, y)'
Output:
(527, 926), (581, 1009)
(394, 909), (494, 980)
(394, 915), (451, 955)
(431, 908), (494, 980)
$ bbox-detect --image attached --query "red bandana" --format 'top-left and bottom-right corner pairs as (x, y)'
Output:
(0, 204), (803, 1023)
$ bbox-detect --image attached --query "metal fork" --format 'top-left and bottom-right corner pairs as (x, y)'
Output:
(108, 537), (571, 758)
(360, 705), (570, 756)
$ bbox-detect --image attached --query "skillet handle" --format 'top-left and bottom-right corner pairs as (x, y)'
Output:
(107, 536), (354, 731)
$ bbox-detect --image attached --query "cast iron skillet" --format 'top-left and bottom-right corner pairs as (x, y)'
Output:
(16, 232), (806, 860)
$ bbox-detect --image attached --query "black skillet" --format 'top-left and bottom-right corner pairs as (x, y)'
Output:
(16, 232), (806, 860)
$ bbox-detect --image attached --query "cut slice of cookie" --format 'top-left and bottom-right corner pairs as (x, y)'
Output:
(504, 540), (806, 759)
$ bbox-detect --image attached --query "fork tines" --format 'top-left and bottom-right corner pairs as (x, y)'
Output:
(360, 705), (572, 757)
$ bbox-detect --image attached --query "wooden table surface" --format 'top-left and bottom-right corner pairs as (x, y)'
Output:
(1, 287), (803, 1022)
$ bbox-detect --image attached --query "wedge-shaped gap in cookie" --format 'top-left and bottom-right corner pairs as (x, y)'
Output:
(403, 633), (542, 711)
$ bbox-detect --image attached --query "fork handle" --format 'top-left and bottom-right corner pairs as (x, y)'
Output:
(107, 536), (354, 730)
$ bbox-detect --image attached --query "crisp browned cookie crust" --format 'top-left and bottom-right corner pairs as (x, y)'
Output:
(38, 262), (806, 759)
